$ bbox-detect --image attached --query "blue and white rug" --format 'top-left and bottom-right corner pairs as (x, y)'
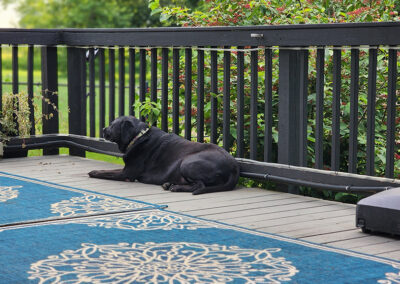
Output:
(0, 172), (160, 226)
(0, 172), (399, 283)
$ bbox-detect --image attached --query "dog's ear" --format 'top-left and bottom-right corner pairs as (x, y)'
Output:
(120, 119), (135, 148)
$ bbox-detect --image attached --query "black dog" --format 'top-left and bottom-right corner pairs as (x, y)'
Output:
(88, 116), (240, 195)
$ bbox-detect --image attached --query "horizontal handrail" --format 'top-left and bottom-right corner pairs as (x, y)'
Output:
(5, 135), (122, 157)
(1, 22), (400, 46)
(241, 172), (391, 193)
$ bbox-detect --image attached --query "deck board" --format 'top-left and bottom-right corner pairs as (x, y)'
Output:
(1, 155), (399, 261)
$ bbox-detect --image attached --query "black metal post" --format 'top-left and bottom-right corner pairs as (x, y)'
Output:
(278, 49), (301, 194)
(67, 47), (86, 157)
(41, 46), (59, 155)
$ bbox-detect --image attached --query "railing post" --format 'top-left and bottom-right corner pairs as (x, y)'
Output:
(278, 49), (301, 194)
(67, 47), (86, 157)
(41, 46), (59, 156)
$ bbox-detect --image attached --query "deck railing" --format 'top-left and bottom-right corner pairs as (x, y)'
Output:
(2, 22), (400, 192)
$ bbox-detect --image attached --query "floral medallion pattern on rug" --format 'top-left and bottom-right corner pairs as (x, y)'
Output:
(379, 264), (400, 284)
(69, 211), (221, 231)
(0, 186), (21, 203)
(51, 195), (148, 217)
(28, 242), (298, 283)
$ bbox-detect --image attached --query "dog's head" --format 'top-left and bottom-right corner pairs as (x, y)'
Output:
(103, 116), (148, 153)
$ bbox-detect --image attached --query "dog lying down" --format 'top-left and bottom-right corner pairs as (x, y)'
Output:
(88, 116), (240, 195)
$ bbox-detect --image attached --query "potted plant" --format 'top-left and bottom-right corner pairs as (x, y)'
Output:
(0, 92), (32, 158)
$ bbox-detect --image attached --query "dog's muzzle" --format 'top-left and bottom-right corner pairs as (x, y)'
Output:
(103, 127), (111, 140)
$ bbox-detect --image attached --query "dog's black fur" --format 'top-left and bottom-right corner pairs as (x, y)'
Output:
(88, 116), (240, 195)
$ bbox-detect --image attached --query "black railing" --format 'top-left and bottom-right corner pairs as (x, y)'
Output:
(2, 22), (400, 192)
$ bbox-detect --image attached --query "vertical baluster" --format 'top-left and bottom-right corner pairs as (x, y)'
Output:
(99, 49), (105, 136)
(89, 48), (95, 137)
(223, 47), (231, 151)
(129, 48), (136, 116)
(264, 48), (273, 162)
(210, 49), (218, 144)
(108, 49), (115, 124)
(299, 50), (309, 167)
(349, 48), (359, 173)
(385, 48), (397, 178)
(236, 47), (245, 158)
(161, 48), (168, 132)
(151, 48), (158, 126)
(366, 47), (377, 176)
(139, 49), (146, 103)
(185, 48), (192, 140)
(118, 47), (125, 117)
(12, 46), (18, 94)
(172, 48), (180, 134)
(27, 45), (35, 135)
(250, 48), (258, 160)
(331, 48), (341, 171)
(315, 48), (325, 169)
(0, 47), (2, 113)
(12, 45), (19, 134)
(139, 48), (146, 122)
(197, 48), (204, 142)
(151, 48), (157, 102)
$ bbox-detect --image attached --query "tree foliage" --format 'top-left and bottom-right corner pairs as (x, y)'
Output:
(1, 0), (199, 28)
(150, 0), (400, 26)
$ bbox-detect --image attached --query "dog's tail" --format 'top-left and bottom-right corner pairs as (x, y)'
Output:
(192, 167), (240, 195)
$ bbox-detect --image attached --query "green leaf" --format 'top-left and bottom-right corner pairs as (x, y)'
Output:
(150, 7), (162, 16)
(160, 13), (171, 22)
(148, 1), (159, 10)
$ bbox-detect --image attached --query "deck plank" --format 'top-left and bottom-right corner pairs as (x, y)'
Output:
(0, 155), (399, 261)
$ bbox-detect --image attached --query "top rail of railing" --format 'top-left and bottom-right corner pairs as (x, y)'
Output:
(1, 22), (400, 46)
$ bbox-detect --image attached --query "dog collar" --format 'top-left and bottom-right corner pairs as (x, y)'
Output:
(126, 127), (150, 151)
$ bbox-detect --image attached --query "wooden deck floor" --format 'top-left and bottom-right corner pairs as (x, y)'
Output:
(1, 155), (399, 261)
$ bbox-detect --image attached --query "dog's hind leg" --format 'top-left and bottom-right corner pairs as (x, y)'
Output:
(169, 181), (205, 193)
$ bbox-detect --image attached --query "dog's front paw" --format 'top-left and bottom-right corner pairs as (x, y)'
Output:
(88, 170), (99, 178)
(162, 182), (172, 191)
(169, 185), (185, 192)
